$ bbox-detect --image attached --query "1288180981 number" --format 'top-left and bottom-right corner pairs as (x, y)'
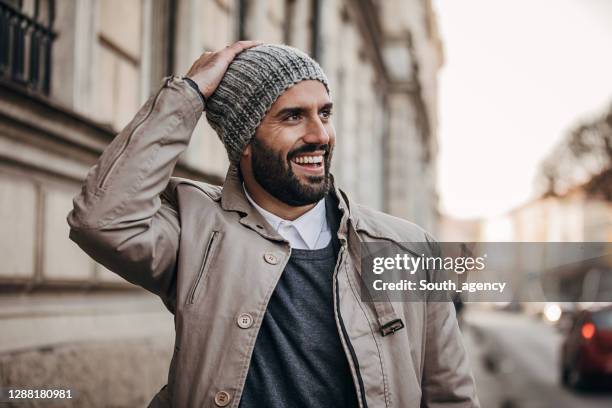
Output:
(3, 388), (73, 400)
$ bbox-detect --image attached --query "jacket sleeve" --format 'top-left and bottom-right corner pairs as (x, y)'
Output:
(66, 76), (204, 313)
(421, 234), (480, 408)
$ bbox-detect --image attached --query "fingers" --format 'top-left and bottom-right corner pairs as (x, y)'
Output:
(225, 40), (263, 56)
(185, 41), (263, 94)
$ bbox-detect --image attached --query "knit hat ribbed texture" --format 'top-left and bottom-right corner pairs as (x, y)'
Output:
(205, 44), (330, 164)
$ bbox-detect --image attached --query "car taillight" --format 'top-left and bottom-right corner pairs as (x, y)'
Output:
(581, 322), (596, 340)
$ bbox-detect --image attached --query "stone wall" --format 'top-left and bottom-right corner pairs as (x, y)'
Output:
(1, 338), (172, 407)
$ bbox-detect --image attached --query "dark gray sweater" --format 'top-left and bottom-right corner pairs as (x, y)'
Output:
(239, 200), (358, 408)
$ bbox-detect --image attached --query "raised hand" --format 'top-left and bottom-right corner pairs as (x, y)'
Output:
(185, 40), (263, 99)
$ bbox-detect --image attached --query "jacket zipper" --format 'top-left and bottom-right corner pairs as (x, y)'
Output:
(333, 243), (368, 408)
(187, 231), (219, 305)
(97, 87), (164, 189)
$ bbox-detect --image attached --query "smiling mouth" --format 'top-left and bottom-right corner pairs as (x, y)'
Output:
(290, 154), (325, 171)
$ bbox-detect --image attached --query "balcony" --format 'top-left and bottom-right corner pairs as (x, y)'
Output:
(0, 0), (56, 95)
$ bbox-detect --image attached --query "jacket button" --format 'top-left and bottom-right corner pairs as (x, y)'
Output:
(263, 252), (279, 265)
(214, 390), (231, 406)
(237, 313), (254, 329)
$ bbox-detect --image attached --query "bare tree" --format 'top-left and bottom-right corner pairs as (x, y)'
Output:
(536, 103), (612, 199)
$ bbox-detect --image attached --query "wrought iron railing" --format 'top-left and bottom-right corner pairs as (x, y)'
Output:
(0, 0), (56, 95)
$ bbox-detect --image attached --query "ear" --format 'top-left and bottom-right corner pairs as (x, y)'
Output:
(242, 143), (252, 157)
(239, 144), (253, 182)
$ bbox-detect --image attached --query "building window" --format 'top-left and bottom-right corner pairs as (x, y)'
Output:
(0, 0), (55, 94)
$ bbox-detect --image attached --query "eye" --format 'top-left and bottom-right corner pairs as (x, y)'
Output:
(285, 113), (301, 121)
(320, 109), (333, 119)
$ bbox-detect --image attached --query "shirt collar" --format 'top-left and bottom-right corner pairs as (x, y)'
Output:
(242, 183), (328, 249)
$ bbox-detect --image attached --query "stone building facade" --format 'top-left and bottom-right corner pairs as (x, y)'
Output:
(0, 0), (442, 405)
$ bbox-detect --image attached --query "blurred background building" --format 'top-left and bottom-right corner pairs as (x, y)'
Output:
(438, 99), (612, 406)
(0, 0), (443, 405)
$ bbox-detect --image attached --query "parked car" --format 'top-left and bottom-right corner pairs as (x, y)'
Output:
(560, 305), (612, 389)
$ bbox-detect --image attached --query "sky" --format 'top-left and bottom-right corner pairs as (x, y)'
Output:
(432, 0), (612, 219)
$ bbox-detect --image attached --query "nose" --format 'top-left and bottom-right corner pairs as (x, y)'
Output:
(302, 115), (330, 145)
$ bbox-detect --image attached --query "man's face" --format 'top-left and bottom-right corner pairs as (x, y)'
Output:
(245, 80), (335, 206)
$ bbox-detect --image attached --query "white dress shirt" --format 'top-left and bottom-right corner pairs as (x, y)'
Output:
(243, 185), (331, 250)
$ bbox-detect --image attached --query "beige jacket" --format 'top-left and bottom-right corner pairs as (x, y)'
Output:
(67, 76), (479, 408)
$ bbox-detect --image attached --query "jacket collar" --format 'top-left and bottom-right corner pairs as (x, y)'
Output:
(220, 164), (284, 242)
(219, 164), (251, 214)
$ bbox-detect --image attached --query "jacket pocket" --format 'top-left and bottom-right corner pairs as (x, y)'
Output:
(187, 230), (220, 305)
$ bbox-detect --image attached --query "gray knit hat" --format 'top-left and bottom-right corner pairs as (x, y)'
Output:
(205, 44), (330, 164)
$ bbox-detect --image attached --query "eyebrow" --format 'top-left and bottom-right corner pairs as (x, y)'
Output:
(273, 102), (334, 119)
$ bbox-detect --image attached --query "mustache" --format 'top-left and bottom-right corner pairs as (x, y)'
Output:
(287, 144), (330, 159)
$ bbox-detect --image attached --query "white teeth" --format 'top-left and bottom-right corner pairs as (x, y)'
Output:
(293, 155), (323, 164)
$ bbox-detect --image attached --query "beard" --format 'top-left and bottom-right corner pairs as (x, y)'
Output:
(250, 136), (333, 206)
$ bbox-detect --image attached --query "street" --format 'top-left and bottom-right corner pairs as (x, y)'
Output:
(462, 308), (612, 408)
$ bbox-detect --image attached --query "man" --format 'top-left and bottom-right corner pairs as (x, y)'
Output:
(67, 41), (479, 408)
